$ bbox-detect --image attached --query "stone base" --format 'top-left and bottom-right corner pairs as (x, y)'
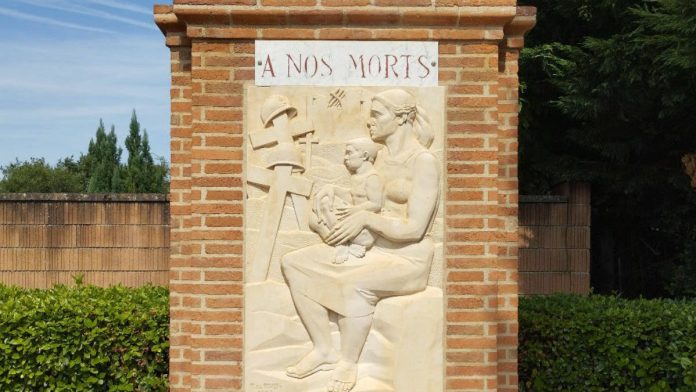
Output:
(244, 281), (443, 392)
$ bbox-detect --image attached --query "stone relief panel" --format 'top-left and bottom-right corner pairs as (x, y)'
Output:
(244, 86), (445, 392)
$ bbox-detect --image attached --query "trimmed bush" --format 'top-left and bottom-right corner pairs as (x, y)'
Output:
(520, 295), (696, 391)
(0, 284), (169, 391)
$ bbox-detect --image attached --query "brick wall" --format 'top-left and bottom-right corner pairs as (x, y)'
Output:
(519, 183), (591, 295)
(156, 3), (535, 391)
(0, 193), (169, 288)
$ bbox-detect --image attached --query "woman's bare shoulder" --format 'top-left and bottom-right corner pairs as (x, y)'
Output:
(412, 149), (438, 167)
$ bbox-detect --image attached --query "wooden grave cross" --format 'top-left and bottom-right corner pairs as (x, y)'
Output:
(246, 112), (314, 282)
(300, 132), (320, 168)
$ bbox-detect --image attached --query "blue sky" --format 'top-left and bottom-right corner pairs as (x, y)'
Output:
(0, 0), (170, 166)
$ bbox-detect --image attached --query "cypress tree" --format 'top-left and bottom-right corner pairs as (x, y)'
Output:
(141, 130), (166, 193)
(124, 111), (168, 193)
(84, 120), (123, 193)
(124, 111), (145, 192)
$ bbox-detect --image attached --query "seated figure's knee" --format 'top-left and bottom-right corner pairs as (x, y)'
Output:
(280, 253), (299, 279)
(280, 253), (291, 271)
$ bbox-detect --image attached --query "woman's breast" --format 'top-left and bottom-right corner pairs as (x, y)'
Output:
(384, 178), (411, 204)
(380, 159), (413, 205)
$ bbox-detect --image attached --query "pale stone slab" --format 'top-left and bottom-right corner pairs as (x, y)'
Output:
(244, 86), (445, 392)
(245, 282), (443, 392)
(255, 41), (439, 87)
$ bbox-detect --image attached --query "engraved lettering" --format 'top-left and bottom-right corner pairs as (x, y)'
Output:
(287, 54), (302, 77)
(261, 54), (276, 78)
(417, 55), (431, 79)
(304, 55), (319, 78)
(385, 54), (399, 79)
(320, 57), (333, 77)
(349, 54), (366, 79)
(367, 55), (382, 77)
(256, 41), (438, 85)
(400, 54), (412, 79)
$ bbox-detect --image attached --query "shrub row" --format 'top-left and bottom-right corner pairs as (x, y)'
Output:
(0, 284), (169, 391)
(520, 295), (696, 391)
(3, 284), (694, 391)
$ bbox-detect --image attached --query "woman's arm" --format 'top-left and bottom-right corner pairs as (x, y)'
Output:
(366, 153), (439, 242)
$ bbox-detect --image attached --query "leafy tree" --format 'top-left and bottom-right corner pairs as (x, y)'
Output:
(82, 120), (124, 193)
(0, 157), (83, 193)
(123, 111), (168, 193)
(0, 114), (168, 195)
(518, 0), (696, 296)
(143, 133), (170, 194)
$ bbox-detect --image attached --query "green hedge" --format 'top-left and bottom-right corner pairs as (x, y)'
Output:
(520, 295), (696, 391)
(0, 284), (169, 391)
(4, 285), (695, 391)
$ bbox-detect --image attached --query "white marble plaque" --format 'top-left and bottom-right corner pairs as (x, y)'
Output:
(244, 86), (445, 392)
(255, 41), (438, 87)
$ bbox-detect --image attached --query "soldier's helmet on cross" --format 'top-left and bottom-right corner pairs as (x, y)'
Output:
(249, 95), (315, 151)
(260, 94), (297, 128)
(246, 94), (315, 282)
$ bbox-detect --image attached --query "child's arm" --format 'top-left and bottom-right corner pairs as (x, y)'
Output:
(312, 184), (352, 218)
(360, 174), (383, 211)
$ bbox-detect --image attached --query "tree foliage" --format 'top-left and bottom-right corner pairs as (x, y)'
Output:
(0, 112), (169, 195)
(519, 0), (696, 297)
(83, 120), (123, 193)
(124, 111), (168, 193)
(0, 158), (83, 193)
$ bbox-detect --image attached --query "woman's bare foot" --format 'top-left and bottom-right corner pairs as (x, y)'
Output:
(326, 360), (357, 392)
(286, 349), (339, 379)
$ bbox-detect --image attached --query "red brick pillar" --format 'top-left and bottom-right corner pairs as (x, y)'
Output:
(155, 3), (535, 391)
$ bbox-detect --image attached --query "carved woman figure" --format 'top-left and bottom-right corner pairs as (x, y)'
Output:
(281, 89), (440, 392)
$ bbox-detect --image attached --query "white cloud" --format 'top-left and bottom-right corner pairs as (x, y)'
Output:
(0, 78), (160, 100)
(0, 6), (114, 34)
(0, 38), (167, 95)
(83, 0), (152, 16)
(16, 0), (157, 30)
(0, 32), (171, 163)
(0, 104), (167, 121)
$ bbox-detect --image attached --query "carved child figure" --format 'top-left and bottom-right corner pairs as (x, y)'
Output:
(311, 138), (383, 263)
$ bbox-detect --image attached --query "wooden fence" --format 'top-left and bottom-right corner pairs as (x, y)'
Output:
(519, 183), (591, 295)
(0, 194), (169, 288)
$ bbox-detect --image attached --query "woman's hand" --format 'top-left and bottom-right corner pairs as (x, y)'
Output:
(326, 210), (369, 246)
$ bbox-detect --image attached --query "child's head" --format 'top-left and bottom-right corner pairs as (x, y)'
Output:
(344, 138), (381, 172)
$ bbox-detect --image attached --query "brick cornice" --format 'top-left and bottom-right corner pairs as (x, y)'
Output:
(503, 6), (536, 48)
(155, 4), (536, 42)
(154, 5), (185, 36)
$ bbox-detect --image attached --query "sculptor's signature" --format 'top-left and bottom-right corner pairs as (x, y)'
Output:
(250, 382), (283, 392)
